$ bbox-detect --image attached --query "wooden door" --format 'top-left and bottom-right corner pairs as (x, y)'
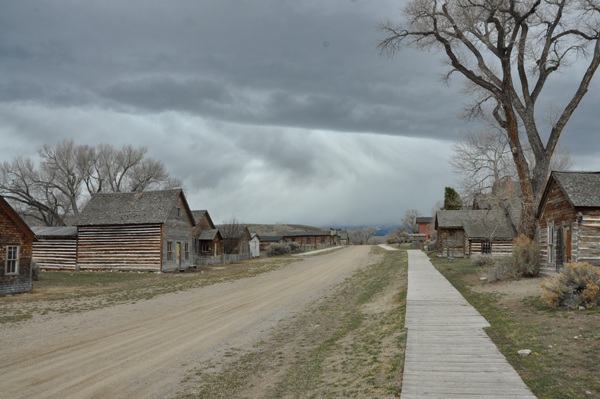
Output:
(176, 242), (181, 268)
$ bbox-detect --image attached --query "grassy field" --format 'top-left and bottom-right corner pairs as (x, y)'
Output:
(429, 253), (600, 399)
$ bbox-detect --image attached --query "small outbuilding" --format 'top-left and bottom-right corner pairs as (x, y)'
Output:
(0, 196), (36, 295)
(75, 189), (195, 272)
(32, 226), (78, 270)
(435, 209), (516, 258)
(538, 171), (600, 273)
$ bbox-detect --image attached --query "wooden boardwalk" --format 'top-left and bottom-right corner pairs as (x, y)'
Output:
(402, 250), (536, 399)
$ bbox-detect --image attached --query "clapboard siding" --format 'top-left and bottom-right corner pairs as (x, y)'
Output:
(33, 239), (77, 270)
(77, 224), (162, 271)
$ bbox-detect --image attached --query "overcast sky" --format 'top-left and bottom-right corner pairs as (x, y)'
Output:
(1, 1), (599, 227)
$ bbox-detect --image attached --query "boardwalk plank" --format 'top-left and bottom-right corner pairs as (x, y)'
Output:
(401, 250), (536, 399)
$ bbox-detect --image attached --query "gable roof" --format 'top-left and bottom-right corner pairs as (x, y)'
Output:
(0, 196), (36, 242)
(436, 209), (516, 240)
(198, 229), (221, 240)
(192, 210), (216, 228)
(75, 189), (194, 226)
(546, 171), (600, 208)
(416, 217), (432, 224)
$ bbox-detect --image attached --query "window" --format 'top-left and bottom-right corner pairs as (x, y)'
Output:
(481, 241), (491, 254)
(6, 246), (19, 274)
(194, 239), (198, 254)
(167, 241), (174, 261)
(184, 242), (190, 261)
(176, 207), (181, 218)
(548, 222), (555, 265)
(201, 244), (210, 253)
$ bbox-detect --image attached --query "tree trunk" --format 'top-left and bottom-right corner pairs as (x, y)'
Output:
(503, 105), (537, 239)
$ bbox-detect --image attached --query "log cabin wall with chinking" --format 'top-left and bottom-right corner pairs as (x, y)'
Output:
(538, 172), (600, 273)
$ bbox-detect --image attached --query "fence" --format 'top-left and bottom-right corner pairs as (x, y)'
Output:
(196, 252), (252, 266)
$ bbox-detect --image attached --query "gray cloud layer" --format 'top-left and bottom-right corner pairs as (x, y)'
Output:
(1, 0), (598, 225)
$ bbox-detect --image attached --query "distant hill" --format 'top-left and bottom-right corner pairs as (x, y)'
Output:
(245, 224), (330, 235)
(244, 223), (400, 237)
(326, 224), (401, 237)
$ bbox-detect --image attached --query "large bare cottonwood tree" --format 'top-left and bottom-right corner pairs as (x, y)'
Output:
(380, 0), (600, 238)
(0, 139), (182, 226)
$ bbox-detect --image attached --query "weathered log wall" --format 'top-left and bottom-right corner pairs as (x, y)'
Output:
(77, 224), (162, 271)
(33, 238), (77, 270)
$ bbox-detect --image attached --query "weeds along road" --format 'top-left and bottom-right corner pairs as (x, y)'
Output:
(0, 246), (377, 399)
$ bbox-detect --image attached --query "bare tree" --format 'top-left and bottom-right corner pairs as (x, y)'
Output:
(451, 127), (572, 205)
(450, 129), (512, 202)
(348, 227), (377, 245)
(401, 208), (421, 234)
(380, 0), (600, 238)
(219, 217), (246, 254)
(0, 140), (181, 225)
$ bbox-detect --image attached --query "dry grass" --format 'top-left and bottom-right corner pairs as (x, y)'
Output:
(177, 247), (408, 399)
(430, 254), (600, 399)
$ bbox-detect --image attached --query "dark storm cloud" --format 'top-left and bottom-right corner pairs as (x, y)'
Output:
(0, 0), (466, 140)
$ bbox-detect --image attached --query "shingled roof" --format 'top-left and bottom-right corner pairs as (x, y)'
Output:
(198, 229), (220, 240)
(75, 189), (191, 226)
(550, 171), (600, 208)
(436, 209), (516, 240)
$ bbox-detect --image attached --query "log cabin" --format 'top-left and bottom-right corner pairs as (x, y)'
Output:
(538, 171), (600, 273)
(32, 226), (77, 270)
(280, 229), (340, 249)
(0, 196), (36, 295)
(435, 209), (516, 258)
(75, 189), (195, 272)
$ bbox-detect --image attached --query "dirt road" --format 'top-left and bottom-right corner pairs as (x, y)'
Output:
(0, 246), (375, 399)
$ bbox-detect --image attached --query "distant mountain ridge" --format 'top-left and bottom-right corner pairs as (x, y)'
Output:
(244, 223), (399, 237)
(245, 224), (331, 236)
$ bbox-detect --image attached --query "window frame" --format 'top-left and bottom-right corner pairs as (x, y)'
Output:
(167, 241), (174, 261)
(481, 240), (492, 254)
(5, 245), (19, 275)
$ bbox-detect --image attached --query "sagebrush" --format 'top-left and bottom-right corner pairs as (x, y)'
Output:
(541, 262), (600, 309)
(486, 234), (540, 282)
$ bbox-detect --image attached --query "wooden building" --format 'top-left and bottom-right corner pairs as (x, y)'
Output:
(435, 209), (516, 258)
(416, 217), (433, 239)
(280, 229), (340, 250)
(75, 189), (195, 272)
(0, 196), (36, 295)
(259, 235), (284, 251)
(32, 226), (77, 270)
(249, 233), (260, 258)
(538, 171), (600, 273)
(192, 210), (222, 260)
